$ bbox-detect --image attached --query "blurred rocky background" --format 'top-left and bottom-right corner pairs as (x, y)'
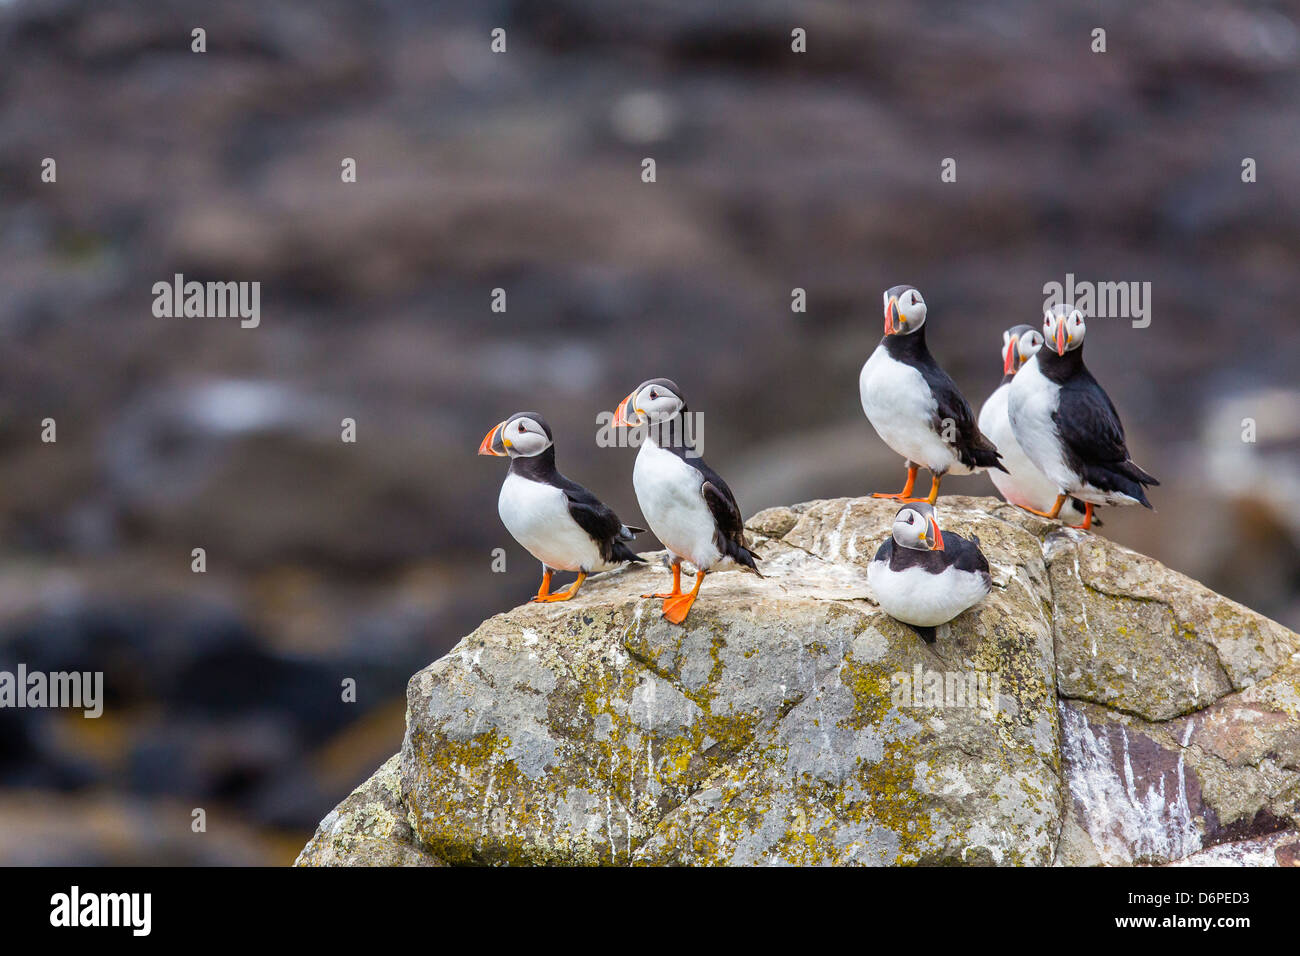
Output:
(0, 0), (1297, 864)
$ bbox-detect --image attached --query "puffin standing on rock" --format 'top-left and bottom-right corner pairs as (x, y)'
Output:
(868, 502), (992, 643)
(611, 378), (761, 624)
(479, 412), (644, 602)
(978, 324), (1092, 525)
(1007, 305), (1159, 530)
(860, 285), (1005, 504)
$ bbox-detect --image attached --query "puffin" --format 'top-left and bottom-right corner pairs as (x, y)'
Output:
(977, 324), (1093, 526)
(1006, 305), (1159, 530)
(610, 378), (760, 624)
(867, 502), (992, 643)
(478, 411), (644, 602)
(860, 285), (1005, 504)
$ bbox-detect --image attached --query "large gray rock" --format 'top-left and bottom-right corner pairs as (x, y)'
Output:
(296, 496), (1300, 866)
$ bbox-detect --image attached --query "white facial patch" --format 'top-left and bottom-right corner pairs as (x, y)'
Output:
(637, 384), (683, 424)
(1019, 329), (1043, 360)
(896, 290), (927, 329)
(506, 417), (551, 457)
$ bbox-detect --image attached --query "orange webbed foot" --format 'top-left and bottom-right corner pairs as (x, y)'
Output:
(531, 572), (586, 603)
(660, 570), (704, 624)
(661, 592), (697, 624)
(871, 466), (919, 501)
(642, 564), (682, 601)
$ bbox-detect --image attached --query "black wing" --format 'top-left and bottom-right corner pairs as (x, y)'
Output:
(1054, 372), (1158, 500)
(886, 531), (988, 577)
(695, 459), (760, 572)
(700, 479), (743, 542)
(944, 532), (990, 576)
(555, 474), (637, 563)
(1054, 372), (1130, 466)
(916, 364), (1005, 472)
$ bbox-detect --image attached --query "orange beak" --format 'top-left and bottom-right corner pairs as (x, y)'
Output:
(611, 390), (640, 427)
(884, 296), (898, 336)
(1003, 339), (1017, 375)
(478, 421), (508, 456)
(929, 516), (945, 551)
(1055, 322), (1067, 355)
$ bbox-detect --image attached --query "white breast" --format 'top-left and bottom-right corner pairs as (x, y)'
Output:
(1006, 356), (1077, 492)
(498, 472), (606, 572)
(980, 381), (1071, 512)
(632, 438), (724, 570)
(868, 557), (990, 627)
(859, 345), (963, 474)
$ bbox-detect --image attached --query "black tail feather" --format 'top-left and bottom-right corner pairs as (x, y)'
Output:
(725, 538), (763, 578)
(909, 623), (937, 644)
(1125, 461), (1159, 487)
(1081, 463), (1155, 509)
(610, 540), (645, 564)
(967, 442), (1007, 474)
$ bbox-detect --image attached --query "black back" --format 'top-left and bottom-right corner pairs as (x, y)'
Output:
(874, 531), (990, 577)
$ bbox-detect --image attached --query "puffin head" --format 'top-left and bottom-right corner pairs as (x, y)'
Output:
(1042, 305), (1086, 356)
(1001, 323), (1045, 374)
(882, 285), (927, 337)
(478, 412), (554, 458)
(892, 502), (944, 552)
(612, 378), (685, 427)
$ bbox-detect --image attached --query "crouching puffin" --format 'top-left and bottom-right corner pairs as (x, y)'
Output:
(1006, 305), (1159, 530)
(978, 324), (1092, 525)
(611, 379), (760, 624)
(860, 285), (1005, 504)
(479, 412), (643, 602)
(868, 502), (992, 643)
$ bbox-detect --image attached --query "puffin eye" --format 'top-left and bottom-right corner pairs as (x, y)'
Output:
(518, 423), (526, 433)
